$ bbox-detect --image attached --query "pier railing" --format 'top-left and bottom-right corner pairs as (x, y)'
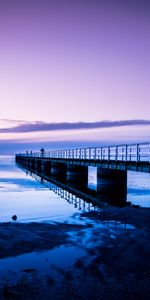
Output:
(17, 142), (150, 163)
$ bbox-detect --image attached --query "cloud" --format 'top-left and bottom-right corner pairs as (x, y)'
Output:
(0, 119), (150, 133)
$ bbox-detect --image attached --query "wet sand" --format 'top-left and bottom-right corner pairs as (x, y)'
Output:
(0, 206), (150, 300)
(0, 222), (84, 259)
(82, 206), (150, 229)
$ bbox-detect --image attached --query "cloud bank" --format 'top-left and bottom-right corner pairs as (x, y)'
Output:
(0, 119), (150, 133)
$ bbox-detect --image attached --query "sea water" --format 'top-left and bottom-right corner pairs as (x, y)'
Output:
(0, 155), (150, 223)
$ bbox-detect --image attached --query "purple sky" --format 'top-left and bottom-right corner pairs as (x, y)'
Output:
(0, 0), (150, 153)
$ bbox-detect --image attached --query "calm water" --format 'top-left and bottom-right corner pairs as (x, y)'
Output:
(0, 155), (150, 223)
(0, 156), (85, 223)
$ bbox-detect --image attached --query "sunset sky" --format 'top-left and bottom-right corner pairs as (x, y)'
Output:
(0, 0), (150, 153)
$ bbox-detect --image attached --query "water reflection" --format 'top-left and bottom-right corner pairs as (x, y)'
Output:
(18, 161), (150, 209)
(18, 162), (127, 209)
(0, 245), (86, 286)
(30, 172), (97, 212)
(0, 156), (99, 223)
(0, 156), (149, 224)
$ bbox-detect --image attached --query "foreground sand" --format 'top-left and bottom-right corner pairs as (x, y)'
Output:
(0, 206), (150, 300)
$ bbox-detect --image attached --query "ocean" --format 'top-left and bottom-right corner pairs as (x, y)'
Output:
(0, 155), (150, 223)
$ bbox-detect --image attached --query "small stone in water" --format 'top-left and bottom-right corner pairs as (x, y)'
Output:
(12, 215), (17, 221)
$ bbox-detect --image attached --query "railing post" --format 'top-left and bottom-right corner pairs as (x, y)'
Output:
(94, 147), (96, 160)
(115, 146), (118, 161)
(76, 149), (78, 159)
(125, 145), (128, 161)
(79, 149), (81, 159)
(108, 147), (110, 161)
(121, 147), (124, 161)
(97, 148), (100, 160)
(100, 147), (102, 160)
(72, 149), (74, 159)
(129, 147), (131, 161)
(136, 144), (139, 162)
(102, 148), (105, 160)
(89, 148), (91, 160)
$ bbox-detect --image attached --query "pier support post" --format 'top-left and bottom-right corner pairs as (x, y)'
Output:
(44, 161), (51, 177)
(30, 158), (35, 171)
(41, 160), (48, 174)
(40, 160), (51, 177)
(66, 165), (88, 190)
(35, 159), (41, 173)
(51, 162), (67, 182)
(97, 167), (127, 205)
